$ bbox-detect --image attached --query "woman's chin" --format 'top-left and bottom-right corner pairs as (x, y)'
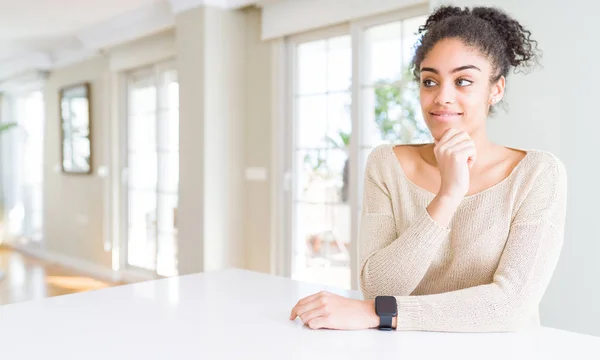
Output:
(428, 122), (466, 137)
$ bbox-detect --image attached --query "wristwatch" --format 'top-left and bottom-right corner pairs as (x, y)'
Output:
(375, 296), (397, 331)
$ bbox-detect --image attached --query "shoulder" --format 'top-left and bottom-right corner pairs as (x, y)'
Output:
(365, 144), (394, 164)
(514, 149), (568, 207)
(364, 144), (394, 176)
(510, 149), (568, 225)
(522, 150), (567, 185)
(365, 143), (423, 169)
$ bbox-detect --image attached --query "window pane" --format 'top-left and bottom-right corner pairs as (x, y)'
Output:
(158, 110), (179, 151)
(128, 189), (157, 229)
(158, 152), (179, 194)
(157, 232), (178, 277)
(294, 148), (347, 204)
(295, 150), (327, 203)
(327, 36), (352, 92)
(157, 194), (178, 232)
(128, 113), (157, 151)
(361, 83), (430, 147)
(326, 92), (351, 148)
(128, 75), (156, 115)
(325, 148), (348, 203)
(402, 15), (428, 68)
(160, 69), (179, 111)
(128, 152), (158, 190)
(296, 95), (327, 148)
(364, 21), (402, 85)
(292, 202), (351, 289)
(297, 40), (327, 95)
(128, 226), (157, 271)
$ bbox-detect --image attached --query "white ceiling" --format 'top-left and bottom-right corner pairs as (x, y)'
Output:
(0, 0), (161, 39)
(0, 0), (162, 60)
(0, 0), (264, 82)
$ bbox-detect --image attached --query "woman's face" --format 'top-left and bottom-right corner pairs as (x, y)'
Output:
(419, 38), (504, 141)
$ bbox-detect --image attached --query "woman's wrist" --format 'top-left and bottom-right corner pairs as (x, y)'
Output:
(364, 299), (380, 328)
(427, 193), (462, 228)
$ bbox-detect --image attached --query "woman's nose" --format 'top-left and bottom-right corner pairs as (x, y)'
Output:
(434, 84), (456, 105)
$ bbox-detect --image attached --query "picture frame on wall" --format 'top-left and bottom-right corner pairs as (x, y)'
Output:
(59, 82), (92, 174)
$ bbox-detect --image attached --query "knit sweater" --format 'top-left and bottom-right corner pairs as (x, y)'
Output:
(359, 144), (568, 332)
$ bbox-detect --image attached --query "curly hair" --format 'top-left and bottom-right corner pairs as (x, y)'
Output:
(412, 6), (541, 85)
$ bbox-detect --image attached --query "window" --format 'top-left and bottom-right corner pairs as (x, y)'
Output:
(0, 91), (45, 243)
(124, 63), (179, 277)
(285, 10), (431, 289)
(290, 33), (353, 289)
(360, 14), (431, 171)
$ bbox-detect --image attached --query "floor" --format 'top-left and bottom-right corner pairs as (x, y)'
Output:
(0, 246), (117, 306)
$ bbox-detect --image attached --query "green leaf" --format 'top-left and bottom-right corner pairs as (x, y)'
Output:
(0, 123), (17, 133)
(371, 65), (433, 143)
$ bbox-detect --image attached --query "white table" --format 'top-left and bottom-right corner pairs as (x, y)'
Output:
(0, 268), (598, 359)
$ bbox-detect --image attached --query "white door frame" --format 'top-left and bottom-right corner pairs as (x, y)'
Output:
(119, 60), (177, 278)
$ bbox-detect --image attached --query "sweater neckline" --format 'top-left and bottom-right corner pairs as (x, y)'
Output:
(385, 144), (534, 201)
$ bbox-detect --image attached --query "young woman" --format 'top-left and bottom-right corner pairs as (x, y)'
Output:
(289, 5), (567, 332)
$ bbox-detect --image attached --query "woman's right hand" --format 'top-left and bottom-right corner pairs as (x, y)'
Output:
(433, 128), (476, 200)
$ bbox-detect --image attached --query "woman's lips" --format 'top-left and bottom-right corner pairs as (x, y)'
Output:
(430, 111), (463, 122)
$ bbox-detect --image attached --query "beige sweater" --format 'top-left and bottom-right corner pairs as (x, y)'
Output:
(359, 144), (567, 332)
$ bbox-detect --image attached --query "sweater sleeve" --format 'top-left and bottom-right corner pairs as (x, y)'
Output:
(359, 147), (451, 299)
(394, 157), (568, 332)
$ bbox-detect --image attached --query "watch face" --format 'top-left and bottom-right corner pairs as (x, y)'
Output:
(376, 296), (397, 316)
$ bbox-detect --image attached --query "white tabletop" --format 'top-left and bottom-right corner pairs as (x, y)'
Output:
(0, 268), (598, 359)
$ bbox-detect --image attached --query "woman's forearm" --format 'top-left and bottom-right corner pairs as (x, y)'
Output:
(426, 193), (462, 228)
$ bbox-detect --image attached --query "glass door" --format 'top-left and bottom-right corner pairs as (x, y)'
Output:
(290, 33), (353, 289)
(0, 91), (45, 244)
(284, 11), (431, 290)
(124, 63), (179, 277)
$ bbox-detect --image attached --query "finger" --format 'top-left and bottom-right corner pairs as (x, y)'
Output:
(294, 299), (325, 320)
(307, 316), (328, 330)
(299, 306), (328, 325)
(453, 146), (477, 164)
(438, 132), (471, 152)
(448, 138), (475, 154)
(298, 291), (327, 307)
(436, 128), (459, 145)
(290, 300), (306, 320)
(290, 291), (328, 320)
(290, 304), (298, 320)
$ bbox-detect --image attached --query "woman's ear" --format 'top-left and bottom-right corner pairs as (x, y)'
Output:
(489, 75), (506, 104)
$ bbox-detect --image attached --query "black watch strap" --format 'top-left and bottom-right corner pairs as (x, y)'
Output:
(378, 315), (394, 331)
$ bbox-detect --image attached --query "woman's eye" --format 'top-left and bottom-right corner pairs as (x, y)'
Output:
(422, 79), (436, 87)
(456, 78), (473, 87)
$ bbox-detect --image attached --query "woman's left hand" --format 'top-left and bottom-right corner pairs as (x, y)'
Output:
(289, 291), (379, 330)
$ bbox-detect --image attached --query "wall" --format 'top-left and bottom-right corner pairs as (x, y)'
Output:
(176, 5), (247, 274)
(174, 7), (206, 275)
(36, 6), (251, 278)
(243, 7), (273, 274)
(203, 6), (247, 272)
(432, 0), (600, 336)
(43, 56), (112, 269)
